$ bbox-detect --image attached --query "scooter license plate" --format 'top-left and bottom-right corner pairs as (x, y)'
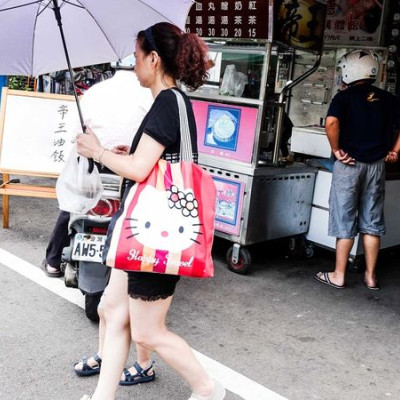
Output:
(72, 233), (106, 263)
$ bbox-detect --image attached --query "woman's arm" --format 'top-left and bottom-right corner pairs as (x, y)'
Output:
(76, 128), (165, 182)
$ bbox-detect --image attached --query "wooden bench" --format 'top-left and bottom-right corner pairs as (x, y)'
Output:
(0, 173), (57, 228)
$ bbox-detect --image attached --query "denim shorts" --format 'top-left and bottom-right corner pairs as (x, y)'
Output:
(328, 159), (386, 239)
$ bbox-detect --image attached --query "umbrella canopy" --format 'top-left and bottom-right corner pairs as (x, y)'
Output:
(0, 0), (194, 77)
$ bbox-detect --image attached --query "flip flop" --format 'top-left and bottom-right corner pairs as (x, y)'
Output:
(314, 272), (345, 289)
(363, 279), (380, 291)
(41, 259), (63, 278)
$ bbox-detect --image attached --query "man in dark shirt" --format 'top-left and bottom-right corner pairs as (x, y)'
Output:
(315, 50), (400, 290)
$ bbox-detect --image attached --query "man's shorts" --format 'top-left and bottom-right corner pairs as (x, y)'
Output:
(328, 159), (386, 239)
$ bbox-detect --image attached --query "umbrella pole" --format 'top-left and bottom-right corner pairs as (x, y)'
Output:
(52, 0), (94, 172)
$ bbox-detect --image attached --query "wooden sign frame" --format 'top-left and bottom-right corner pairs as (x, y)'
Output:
(0, 88), (77, 178)
(0, 88), (79, 228)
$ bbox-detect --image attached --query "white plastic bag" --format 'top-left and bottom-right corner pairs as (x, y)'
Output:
(219, 64), (248, 97)
(56, 146), (103, 214)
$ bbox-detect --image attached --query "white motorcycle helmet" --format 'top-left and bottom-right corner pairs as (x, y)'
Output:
(337, 50), (379, 85)
(110, 54), (135, 70)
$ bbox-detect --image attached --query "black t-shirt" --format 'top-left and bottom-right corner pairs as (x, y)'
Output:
(130, 88), (198, 157)
(327, 83), (400, 162)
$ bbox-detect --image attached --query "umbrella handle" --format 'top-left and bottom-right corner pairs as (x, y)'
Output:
(88, 158), (94, 174)
(81, 124), (95, 174)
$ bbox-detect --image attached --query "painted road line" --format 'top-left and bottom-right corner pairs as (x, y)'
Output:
(193, 350), (288, 400)
(0, 247), (288, 400)
(0, 248), (84, 308)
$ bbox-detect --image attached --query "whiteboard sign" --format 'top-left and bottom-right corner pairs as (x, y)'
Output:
(0, 88), (78, 177)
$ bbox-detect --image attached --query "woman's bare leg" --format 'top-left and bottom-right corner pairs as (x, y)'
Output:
(74, 293), (107, 373)
(129, 296), (214, 398)
(96, 295), (106, 358)
(89, 269), (131, 400)
(97, 291), (151, 366)
(75, 276), (153, 383)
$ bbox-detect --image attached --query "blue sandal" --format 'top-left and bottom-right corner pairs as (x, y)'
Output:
(119, 360), (155, 386)
(74, 354), (102, 377)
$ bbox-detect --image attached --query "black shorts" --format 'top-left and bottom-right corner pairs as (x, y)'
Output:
(127, 271), (180, 301)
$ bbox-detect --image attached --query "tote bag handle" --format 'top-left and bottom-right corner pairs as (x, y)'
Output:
(172, 89), (193, 162)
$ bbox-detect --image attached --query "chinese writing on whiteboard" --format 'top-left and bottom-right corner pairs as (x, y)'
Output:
(50, 104), (69, 163)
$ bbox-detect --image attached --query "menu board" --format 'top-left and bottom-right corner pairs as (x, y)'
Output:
(324, 0), (386, 46)
(185, 0), (273, 41)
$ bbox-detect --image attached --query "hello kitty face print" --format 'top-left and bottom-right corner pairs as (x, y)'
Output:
(125, 185), (202, 253)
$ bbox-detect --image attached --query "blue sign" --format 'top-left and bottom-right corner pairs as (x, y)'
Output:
(0, 75), (8, 105)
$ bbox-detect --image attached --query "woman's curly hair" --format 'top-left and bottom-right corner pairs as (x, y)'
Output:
(137, 22), (213, 91)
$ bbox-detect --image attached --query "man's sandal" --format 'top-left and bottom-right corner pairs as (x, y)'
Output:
(119, 360), (156, 386)
(74, 354), (102, 377)
(41, 259), (63, 278)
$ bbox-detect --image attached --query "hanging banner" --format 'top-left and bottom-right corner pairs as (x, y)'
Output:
(324, 0), (386, 46)
(274, 0), (328, 52)
(185, 0), (274, 41)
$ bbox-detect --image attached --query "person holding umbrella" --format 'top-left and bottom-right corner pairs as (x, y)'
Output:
(41, 54), (158, 385)
(61, 57), (158, 386)
(76, 22), (225, 400)
(42, 57), (153, 278)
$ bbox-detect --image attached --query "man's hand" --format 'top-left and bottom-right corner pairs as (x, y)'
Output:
(385, 151), (399, 163)
(333, 149), (355, 165)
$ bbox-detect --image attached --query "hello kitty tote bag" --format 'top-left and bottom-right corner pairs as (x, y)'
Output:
(103, 90), (216, 278)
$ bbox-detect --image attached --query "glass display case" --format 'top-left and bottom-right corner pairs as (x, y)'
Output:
(195, 46), (267, 101)
(186, 43), (271, 172)
(187, 42), (297, 170)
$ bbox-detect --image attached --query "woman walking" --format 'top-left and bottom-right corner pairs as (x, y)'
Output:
(76, 22), (225, 400)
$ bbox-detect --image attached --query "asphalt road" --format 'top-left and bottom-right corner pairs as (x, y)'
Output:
(1, 177), (400, 400)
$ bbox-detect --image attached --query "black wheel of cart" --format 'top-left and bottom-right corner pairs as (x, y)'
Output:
(287, 236), (315, 259)
(84, 292), (103, 323)
(304, 243), (315, 258)
(226, 246), (251, 275)
(347, 256), (365, 273)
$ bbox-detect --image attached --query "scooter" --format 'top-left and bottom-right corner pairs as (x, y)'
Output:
(61, 173), (121, 322)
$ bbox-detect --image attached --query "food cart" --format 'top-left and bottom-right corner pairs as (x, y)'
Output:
(288, 0), (400, 269)
(185, 0), (328, 273)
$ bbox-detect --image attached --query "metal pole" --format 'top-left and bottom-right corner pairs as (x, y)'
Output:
(272, 52), (322, 166)
(51, 0), (94, 171)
